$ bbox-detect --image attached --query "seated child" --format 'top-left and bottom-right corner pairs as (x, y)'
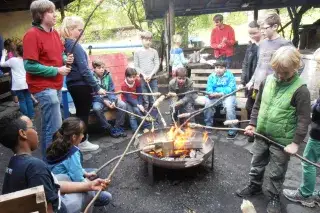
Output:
(236, 46), (311, 213)
(46, 117), (112, 207)
(168, 67), (196, 124)
(170, 34), (188, 77)
(92, 60), (127, 138)
(0, 112), (109, 213)
(121, 67), (149, 132)
(203, 60), (237, 139)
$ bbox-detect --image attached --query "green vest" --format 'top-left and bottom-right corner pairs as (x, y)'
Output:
(256, 74), (305, 146)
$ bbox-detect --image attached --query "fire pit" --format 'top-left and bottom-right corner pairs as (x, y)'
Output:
(134, 127), (214, 183)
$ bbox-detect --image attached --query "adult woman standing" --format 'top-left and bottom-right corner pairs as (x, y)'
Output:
(60, 16), (106, 152)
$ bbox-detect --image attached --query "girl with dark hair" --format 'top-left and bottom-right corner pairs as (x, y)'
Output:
(46, 117), (112, 207)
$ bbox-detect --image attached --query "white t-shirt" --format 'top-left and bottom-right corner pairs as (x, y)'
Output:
(0, 57), (28, 91)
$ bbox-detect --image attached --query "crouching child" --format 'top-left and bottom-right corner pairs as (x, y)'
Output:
(236, 46), (311, 213)
(169, 67), (197, 124)
(203, 60), (237, 139)
(0, 112), (110, 213)
(92, 60), (127, 138)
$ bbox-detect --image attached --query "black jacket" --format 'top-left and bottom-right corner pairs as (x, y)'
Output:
(310, 98), (320, 141)
(241, 42), (258, 85)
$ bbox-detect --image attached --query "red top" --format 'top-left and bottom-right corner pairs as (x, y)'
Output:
(121, 79), (141, 101)
(210, 24), (235, 58)
(23, 27), (64, 93)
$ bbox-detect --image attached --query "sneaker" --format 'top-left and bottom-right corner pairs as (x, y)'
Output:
(116, 127), (127, 138)
(106, 128), (121, 138)
(311, 191), (320, 207)
(247, 136), (254, 143)
(267, 195), (281, 213)
(78, 140), (99, 152)
(236, 183), (262, 197)
(227, 131), (238, 140)
(283, 189), (315, 207)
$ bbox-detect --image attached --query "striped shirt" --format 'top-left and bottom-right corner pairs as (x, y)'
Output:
(134, 47), (160, 77)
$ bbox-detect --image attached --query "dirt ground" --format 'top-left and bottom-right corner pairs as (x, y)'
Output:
(0, 99), (319, 213)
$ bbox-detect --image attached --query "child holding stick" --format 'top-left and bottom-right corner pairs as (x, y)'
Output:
(236, 46), (311, 213)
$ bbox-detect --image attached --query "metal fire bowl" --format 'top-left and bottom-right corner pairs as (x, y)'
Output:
(134, 128), (214, 169)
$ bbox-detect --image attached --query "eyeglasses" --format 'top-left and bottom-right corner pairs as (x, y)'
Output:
(260, 26), (273, 31)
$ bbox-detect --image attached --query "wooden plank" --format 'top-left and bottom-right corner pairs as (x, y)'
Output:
(0, 186), (47, 213)
(192, 76), (241, 82)
(191, 69), (242, 74)
(0, 75), (11, 83)
(0, 91), (12, 100)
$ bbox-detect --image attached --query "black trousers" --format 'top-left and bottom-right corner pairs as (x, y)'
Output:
(245, 89), (256, 119)
(68, 85), (93, 141)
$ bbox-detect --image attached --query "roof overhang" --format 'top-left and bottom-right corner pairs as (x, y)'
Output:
(144, 0), (320, 20)
(0, 0), (75, 13)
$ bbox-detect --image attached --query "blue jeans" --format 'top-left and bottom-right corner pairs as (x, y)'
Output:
(92, 98), (127, 129)
(126, 104), (149, 131)
(15, 89), (35, 119)
(204, 96), (237, 134)
(141, 78), (158, 110)
(34, 89), (62, 160)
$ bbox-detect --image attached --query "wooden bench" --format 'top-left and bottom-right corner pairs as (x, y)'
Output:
(0, 186), (47, 213)
(190, 68), (248, 123)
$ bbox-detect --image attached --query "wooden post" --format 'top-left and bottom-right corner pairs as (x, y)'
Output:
(168, 0), (175, 39)
(60, 0), (65, 21)
(0, 186), (47, 213)
(254, 9), (258, 21)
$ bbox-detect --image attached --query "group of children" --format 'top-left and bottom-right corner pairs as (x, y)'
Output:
(0, 1), (319, 213)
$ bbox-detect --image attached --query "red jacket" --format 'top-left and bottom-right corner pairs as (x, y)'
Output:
(210, 24), (235, 58)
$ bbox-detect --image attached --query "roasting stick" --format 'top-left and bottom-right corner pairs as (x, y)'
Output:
(146, 81), (167, 127)
(84, 95), (166, 213)
(105, 91), (161, 96)
(178, 88), (245, 129)
(188, 123), (320, 169)
(95, 141), (173, 174)
(113, 106), (155, 122)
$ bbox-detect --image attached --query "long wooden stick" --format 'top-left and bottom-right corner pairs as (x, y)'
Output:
(146, 81), (167, 127)
(114, 106), (155, 122)
(106, 91), (161, 96)
(84, 95), (165, 213)
(180, 88), (245, 128)
(188, 123), (320, 169)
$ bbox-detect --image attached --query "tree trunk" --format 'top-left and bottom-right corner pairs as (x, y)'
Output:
(289, 6), (312, 47)
(60, 0), (65, 21)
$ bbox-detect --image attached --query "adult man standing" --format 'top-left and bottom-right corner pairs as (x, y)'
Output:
(210, 14), (235, 68)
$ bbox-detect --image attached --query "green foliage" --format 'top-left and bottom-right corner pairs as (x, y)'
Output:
(224, 12), (248, 26)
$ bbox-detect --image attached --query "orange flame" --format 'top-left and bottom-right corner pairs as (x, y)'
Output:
(167, 127), (194, 150)
(203, 131), (209, 143)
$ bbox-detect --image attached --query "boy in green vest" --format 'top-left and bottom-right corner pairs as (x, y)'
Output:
(236, 46), (311, 213)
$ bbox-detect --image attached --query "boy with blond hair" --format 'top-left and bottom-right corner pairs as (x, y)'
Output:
(23, 0), (73, 159)
(282, 49), (320, 208)
(134, 31), (160, 114)
(236, 46), (311, 213)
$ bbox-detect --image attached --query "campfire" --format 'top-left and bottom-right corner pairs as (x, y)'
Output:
(144, 127), (210, 160)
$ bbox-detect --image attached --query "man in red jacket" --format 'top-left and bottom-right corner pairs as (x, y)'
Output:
(210, 14), (236, 68)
